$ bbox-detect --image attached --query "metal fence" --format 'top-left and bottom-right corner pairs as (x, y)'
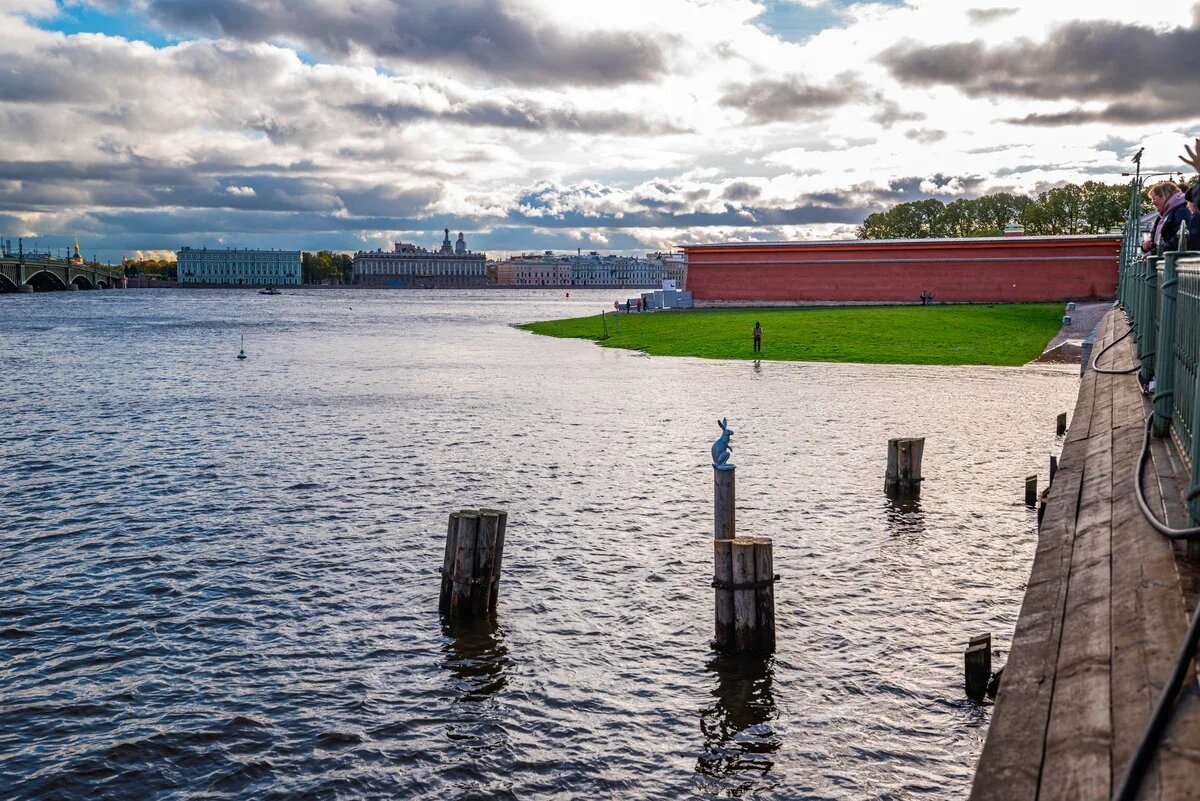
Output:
(1115, 180), (1200, 522)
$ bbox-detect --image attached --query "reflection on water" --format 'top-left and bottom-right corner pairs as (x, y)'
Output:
(696, 654), (780, 796)
(443, 617), (510, 705)
(884, 495), (927, 542)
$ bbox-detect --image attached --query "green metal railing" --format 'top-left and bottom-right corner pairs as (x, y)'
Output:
(1114, 178), (1200, 519)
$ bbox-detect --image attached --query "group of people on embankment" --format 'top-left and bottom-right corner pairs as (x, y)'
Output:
(1143, 139), (1200, 255)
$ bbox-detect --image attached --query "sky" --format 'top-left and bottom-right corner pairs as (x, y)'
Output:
(2, 0), (1199, 261)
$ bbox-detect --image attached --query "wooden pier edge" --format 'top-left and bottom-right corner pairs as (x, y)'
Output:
(969, 310), (1200, 801)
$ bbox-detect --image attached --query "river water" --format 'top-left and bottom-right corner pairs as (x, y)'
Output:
(0, 288), (1079, 800)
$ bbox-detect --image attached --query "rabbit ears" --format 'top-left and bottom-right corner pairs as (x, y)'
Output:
(718, 417), (728, 431)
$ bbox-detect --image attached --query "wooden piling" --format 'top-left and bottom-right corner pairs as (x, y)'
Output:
(439, 508), (508, 619)
(885, 437), (925, 496)
(1049, 454), (1058, 485)
(483, 508), (508, 611)
(714, 537), (775, 655)
(1025, 475), (1038, 507)
(713, 539), (735, 650)
(470, 512), (499, 616)
(1056, 412), (1067, 437)
(714, 467), (735, 540)
(753, 538), (776, 654)
(438, 511), (460, 614)
(965, 632), (992, 702)
(449, 512), (480, 615)
(732, 539), (757, 653)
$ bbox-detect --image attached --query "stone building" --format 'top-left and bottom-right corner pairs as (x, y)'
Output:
(352, 229), (486, 288)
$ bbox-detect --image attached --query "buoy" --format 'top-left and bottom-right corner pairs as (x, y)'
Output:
(237, 334), (247, 360)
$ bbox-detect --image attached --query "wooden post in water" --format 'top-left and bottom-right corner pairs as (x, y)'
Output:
(713, 539), (735, 650)
(885, 437), (925, 496)
(1056, 412), (1067, 437)
(965, 633), (992, 701)
(439, 511), (460, 613)
(483, 508), (508, 611)
(753, 538), (776, 654)
(1025, 475), (1038, 507)
(714, 467), (735, 540)
(470, 512), (499, 616)
(715, 537), (776, 655)
(709, 418), (775, 655)
(449, 512), (480, 615)
(732, 539), (757, 653)
(439, 508), (508, 618)
(1049, 455), (1058, 485)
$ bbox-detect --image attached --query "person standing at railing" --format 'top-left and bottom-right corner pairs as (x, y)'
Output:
(1141, 181), (1191, 255)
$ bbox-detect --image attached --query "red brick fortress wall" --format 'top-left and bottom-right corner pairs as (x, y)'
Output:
(683, 235), (1121, 304)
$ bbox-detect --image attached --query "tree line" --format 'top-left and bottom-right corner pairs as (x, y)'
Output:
(856, 181), (1154, 240)
(301, 251), (353, 284)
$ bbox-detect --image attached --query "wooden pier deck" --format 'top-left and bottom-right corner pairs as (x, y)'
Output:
(971, 309), (1200, 801)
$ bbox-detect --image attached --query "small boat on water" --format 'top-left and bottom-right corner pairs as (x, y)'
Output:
(258, 286), (282, 295)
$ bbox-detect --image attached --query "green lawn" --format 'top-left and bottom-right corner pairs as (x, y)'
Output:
(519, 304), (1066, 366)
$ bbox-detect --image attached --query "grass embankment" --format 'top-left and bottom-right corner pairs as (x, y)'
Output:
(520, 304), (1065, 366)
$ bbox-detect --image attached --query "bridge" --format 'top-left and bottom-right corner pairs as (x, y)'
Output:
(0, 254), (125, 292)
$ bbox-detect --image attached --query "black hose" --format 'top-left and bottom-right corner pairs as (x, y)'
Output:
(1092, 324), (1140, 375)
(1134, 413), (1200, 540)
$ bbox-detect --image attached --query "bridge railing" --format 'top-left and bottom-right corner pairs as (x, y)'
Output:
(1114, 177), (1200, 522)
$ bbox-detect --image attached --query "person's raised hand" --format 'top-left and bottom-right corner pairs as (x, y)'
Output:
(1180, 138), (1200, 174)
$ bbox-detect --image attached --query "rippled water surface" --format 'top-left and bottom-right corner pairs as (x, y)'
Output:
(0, 289), (1080, 799)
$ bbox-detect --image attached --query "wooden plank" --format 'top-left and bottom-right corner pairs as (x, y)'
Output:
(970, 462), (1084, 800)
(1039, 428), (1113, 801)
(1111, 316), (1149, 429)
(1065, 365), (1099, 450)
(1108, 422), (1166, 796)
(1135, 424), (1200, 800)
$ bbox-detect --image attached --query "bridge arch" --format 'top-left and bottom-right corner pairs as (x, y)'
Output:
(96, 279), (110, 289)
(0, 273), (18, 293)
(25, 269), (67, 291)
(71, 275), (96, 290)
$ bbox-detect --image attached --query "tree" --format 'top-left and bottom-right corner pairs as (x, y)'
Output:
(857, 182), (1134, 240)
(302, 250), (352, 284)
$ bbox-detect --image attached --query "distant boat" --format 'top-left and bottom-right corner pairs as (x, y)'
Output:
(237, 334), (247, 360)
(259, 286), (282, 295)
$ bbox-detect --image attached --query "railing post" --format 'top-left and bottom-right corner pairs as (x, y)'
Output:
(1154, 246), (1181, 437)
(1139, 255), (1159, 385)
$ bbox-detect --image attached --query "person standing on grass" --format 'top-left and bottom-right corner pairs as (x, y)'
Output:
(753, 321), (762, 353)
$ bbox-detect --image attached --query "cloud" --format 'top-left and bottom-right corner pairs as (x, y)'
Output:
(718, 73), (867, 123)
(225, 185), (254, 196)
(346, 97), (687, 135)
(132, 0), (675, 87)
(905, 128), (946, 144)
(879, 18), (1200, 124)
(870, 100), (925, 128)
(966, 8), (1017, 24)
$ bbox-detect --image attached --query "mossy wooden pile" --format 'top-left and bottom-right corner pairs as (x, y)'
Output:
(520, 304), (1065, 366)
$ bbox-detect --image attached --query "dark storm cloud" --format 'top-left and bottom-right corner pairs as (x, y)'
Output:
(966, 8), (1017, 23)
(879, 19), (1200, 125)
(346, 98), (687, 135)
(0, 159), (442, 218)
(722, 181), (761, 202)
(718, 74), (867, 123)
(136, 0), (674, 87)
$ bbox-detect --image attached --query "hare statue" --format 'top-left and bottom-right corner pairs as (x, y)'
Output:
(712, 418), (734, 471)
